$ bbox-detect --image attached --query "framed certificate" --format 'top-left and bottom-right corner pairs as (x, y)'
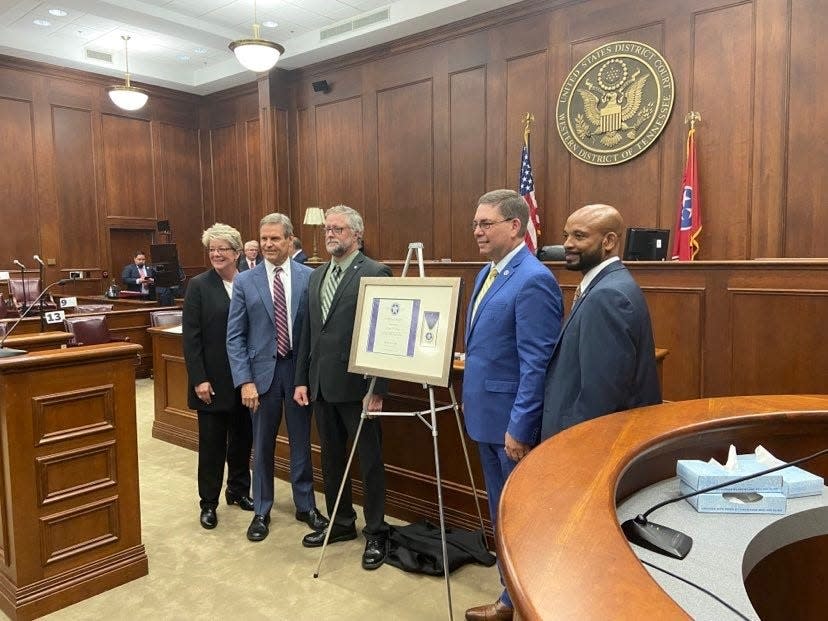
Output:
(348, 277), (462, 387)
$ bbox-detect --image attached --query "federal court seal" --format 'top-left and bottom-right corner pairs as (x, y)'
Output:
(556, 41), (674, 165)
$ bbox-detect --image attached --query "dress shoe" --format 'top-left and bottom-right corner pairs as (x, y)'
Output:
(361, 535), (387, 570)
(464, 600), (513, 621)
(295, 507), (329, 531)
(246, 514), (270, 542)
(225, 491), (254, 511)
(199, 507), (217, 530)
(302, 525), (357, 548)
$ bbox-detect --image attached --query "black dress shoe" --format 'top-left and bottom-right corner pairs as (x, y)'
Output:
(247, 514), (270, 542)
(200, 507), (217, 530)
(225, 491), (254, 511)
(295, 508), (329, 531)
(302, 525), (357, 548)
(362, 535), (387, 570)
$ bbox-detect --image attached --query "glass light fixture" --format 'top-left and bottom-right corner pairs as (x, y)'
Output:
(303, 207), (325, 263)
(229, 0), (284, 73)
(108, 35), (148, 111)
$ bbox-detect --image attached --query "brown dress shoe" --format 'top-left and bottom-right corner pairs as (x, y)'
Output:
(464, 600), (513, 621)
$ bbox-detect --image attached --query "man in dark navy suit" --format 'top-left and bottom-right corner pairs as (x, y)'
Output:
(121, 250), (155, 295)
(542, 203), (661, 441)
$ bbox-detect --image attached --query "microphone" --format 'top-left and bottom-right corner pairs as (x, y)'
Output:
(0, 279), (69, 358)
(13, 259), (26, 270)
(33, 255), (45, 266)
(621, 447), (828, 560)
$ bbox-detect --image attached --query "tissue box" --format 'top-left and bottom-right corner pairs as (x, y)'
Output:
(679, 482), (787, 514)
(677, 459), (783, 493)
(736, 456), (824, 498)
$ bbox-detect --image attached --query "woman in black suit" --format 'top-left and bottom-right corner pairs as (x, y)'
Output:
(183, 223), (254, 529)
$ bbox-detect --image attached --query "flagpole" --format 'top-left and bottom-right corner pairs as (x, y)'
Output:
(522, 112), (533, 147)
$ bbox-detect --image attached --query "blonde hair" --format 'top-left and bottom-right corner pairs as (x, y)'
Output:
(201, 223), (243, 252)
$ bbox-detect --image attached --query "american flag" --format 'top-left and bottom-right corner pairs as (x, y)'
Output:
(519, 143), (540, 253)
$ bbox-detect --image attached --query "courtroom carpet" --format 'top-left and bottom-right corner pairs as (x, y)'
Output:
(23, 379), (501, 620)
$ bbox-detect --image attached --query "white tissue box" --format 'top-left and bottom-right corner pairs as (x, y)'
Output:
(679, 482), (787, 514)
(676, 459), (783, 493)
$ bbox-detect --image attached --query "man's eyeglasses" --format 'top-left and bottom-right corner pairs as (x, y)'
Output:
(471, 218), (511, 231)
(323, 225), (351, 235)
(208, 247), (235, 254)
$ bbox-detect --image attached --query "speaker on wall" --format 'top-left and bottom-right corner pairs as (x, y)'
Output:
(312, 80), (330, 93)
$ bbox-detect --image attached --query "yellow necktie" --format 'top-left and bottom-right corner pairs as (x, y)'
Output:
(472, 266), (498, 318)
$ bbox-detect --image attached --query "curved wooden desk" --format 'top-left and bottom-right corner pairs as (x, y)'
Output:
(497, 395), (828, 620)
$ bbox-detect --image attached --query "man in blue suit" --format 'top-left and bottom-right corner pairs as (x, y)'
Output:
(227, 213), (328, 542)
(463, 189), (562, 621)
(541, 204), (661, 441)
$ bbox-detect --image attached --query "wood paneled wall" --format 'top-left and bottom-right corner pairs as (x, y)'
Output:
(290, 0), (828, 261)
(0, 57), (202, 292)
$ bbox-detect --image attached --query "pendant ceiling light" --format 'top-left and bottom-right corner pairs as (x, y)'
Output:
(108, 35), (148, 111)
(229, 0), (284, 73)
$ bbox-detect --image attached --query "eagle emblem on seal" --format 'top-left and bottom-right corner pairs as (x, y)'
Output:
(575, 59), (653, 147)
(556, 42), (674, 165)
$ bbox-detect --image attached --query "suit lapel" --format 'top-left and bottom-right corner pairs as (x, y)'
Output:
(467, 247), (528, 339)
(553, 260), (624, 355)
(288, 261), (306, 324)
(253, 263), (275, 326)
(323, 253), (363, 325)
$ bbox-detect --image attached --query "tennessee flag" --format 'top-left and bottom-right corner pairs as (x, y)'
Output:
(672, 127), (702, 260)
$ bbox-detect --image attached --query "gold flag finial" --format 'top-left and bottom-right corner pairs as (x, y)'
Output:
(522, 113), (534, 145)
(684, 111), (701, 130)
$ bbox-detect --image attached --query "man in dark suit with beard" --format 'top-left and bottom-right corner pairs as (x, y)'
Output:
(542, 204), (661, 441)
(293, 204), (392, 570)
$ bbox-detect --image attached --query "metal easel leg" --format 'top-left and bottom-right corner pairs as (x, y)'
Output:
(313, 377), (377, 578)
(448, 383), (486, 535)
(429, 386), (453, 621)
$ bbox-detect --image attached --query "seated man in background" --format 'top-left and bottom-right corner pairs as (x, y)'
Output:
(121, 250), (155, 296)
(237, 240), (262, 271)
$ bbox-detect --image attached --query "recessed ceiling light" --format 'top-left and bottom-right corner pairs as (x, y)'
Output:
(33, 19), (51, 27)
(177, 54), (190, 62)
(194, 48), (207, 54)
(262, 21), (278, 28)
(48, 9), (68, 17)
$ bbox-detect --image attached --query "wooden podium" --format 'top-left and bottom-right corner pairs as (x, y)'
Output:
(497, 395), (828, 620)
(0, 343), (148, 620)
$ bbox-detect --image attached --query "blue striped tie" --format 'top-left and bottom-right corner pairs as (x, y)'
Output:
(273, 267), (289, 357)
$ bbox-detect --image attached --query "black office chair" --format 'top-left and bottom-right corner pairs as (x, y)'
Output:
(537, 245), (566, 261)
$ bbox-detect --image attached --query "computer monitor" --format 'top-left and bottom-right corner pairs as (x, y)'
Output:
(150, 243), (182, 288)
(623, 228), (670, 261)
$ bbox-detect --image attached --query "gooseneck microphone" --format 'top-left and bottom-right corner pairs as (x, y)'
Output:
(13, 259), (26, 270)
(0, 279), (68, 358)
(33, 255), (45, 266)
(621, 447), (828, 559)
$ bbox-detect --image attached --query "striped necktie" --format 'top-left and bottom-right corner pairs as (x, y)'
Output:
(320, 264), (342, 322)
(572, 284), (582, 311)
(472, 266), (498, 318)
(272, 267), (290, 357)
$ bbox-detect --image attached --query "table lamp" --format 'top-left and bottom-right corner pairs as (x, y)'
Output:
(303, 207), (325, 263)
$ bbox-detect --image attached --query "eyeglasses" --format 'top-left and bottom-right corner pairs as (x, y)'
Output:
(208, 247), (235, 254)
(323, 225), (351, 235)
(471, 218), (512, 231)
